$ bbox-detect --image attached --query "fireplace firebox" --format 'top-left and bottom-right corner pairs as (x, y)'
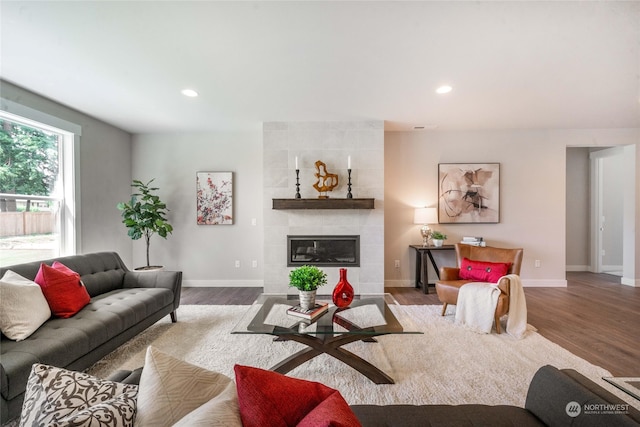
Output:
(287, 235), (360, 267)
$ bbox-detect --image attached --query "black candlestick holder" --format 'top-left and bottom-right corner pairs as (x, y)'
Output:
(346, 169), (353, 199)
(295, 169), (301, 199)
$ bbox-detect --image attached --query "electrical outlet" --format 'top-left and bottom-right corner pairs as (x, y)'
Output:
(235, 260), (240, 268)
(251, 218), (257, 226)
(394, 260), (400, 268)
(534, 260), (541, 268)
(252, 260), (257, 268)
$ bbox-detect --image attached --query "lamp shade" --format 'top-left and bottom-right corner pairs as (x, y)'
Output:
(413, 207), (438, 225)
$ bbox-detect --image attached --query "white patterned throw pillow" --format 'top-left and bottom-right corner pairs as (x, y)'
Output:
(135, 346), (242, 427)
(19, 364), (138, 427)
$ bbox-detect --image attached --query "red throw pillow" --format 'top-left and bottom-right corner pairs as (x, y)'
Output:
(234, 365), (361, 427)
(459, 258), (511, 283)
(34, 262), (90, 318)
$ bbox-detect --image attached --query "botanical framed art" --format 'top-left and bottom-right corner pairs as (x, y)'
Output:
(438, 163), (500, 224)
(196, 172), (233, 225)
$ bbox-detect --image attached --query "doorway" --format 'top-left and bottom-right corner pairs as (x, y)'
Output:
(590, 147), (624, 276)
(566, 145), (635, 283)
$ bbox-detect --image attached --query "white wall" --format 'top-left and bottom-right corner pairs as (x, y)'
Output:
(131, 132), (263, 284)
(384, 128), (640, 288)
(1, 81), (134, 262)
(7, 81), (637, 287)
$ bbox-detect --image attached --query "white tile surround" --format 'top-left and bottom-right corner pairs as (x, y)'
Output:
(263, 121), (385, 294)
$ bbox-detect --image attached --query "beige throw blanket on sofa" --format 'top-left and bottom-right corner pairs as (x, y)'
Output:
(454, 274), (529, 339)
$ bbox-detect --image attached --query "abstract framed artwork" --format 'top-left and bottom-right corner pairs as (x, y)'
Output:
(438, 163), (500, 224)
(196, 172), (233, 225)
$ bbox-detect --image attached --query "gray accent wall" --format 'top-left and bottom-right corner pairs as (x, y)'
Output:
(0, 80), (134, 263)
(131, 132), (264, 283)
(566, 148), (590, 271)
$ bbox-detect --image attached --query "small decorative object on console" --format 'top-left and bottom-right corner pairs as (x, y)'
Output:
(312, 160), (339, 198)
(461, 236), (486, 247)
(332, 268), (354, 308)
(287, 302), (329, 320)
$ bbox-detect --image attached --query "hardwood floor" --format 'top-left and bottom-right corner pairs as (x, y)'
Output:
(179, 272), (639, 376)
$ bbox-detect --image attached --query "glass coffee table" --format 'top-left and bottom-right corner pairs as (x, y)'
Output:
(231, 293), (422, 384)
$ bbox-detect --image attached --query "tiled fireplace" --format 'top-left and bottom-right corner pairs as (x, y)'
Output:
(263, 121), (384, 294)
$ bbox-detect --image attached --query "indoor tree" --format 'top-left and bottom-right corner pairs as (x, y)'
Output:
(117, 179), (173, 269)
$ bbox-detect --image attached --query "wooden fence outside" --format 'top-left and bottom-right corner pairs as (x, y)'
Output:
(0, 212), (55, 237)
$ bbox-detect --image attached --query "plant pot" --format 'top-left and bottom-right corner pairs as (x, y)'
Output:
(432, 239), (444, 247)
(299, 290), (317, 310)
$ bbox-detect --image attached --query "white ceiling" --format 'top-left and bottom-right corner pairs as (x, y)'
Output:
(2, 1), (639, 133)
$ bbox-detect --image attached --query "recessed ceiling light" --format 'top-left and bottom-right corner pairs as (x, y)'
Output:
(181, 89), (199, 97)
(435, 85), (453, 94)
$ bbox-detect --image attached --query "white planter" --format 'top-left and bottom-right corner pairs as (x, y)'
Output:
(299, 290), (317, 310)
(432, 239), (444, 247)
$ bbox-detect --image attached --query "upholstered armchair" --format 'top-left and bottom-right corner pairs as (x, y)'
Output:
(435, 244), (524, 333)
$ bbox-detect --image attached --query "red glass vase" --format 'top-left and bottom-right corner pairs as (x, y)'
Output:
(332, 268), (354, 308)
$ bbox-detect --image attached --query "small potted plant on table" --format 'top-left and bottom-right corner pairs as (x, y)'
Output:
(431, 231), (447, 247)
(289, 265), (327, 310)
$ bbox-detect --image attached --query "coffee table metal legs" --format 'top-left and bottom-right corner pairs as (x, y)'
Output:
(269, 333), (394, 384)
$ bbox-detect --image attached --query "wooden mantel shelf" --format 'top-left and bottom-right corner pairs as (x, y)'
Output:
(272, 198), (375, 210)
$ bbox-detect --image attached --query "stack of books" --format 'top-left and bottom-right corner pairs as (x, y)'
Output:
(287, 302), (329, 321)
(460, 237), (486, 247)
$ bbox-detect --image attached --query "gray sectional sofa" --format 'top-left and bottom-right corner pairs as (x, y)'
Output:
(110, 364), (640, 426)
(0, 252), (182, 424)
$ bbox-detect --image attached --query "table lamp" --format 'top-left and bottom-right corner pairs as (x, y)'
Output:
(413, 207), (438, 246)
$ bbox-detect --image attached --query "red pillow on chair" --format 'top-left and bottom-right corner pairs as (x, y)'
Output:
(34, 262), (90, 318)
(459, 258), (511, 283)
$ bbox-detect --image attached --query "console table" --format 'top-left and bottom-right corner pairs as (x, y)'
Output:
(409, 244), (456, 294)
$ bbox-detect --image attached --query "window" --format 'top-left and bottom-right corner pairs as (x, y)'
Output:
(0, 106), (79, 267)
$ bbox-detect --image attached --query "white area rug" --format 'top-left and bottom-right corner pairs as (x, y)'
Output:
(87, 305), (638, 409)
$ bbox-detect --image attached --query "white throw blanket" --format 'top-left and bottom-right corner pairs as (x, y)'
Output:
(454, 282), (500, 334)
(454, 274), (530, 339)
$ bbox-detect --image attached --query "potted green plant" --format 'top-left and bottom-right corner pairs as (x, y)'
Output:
(431, 231), (447, 247)
(117, 179), (173, 270)
(289, 265), (327, 310)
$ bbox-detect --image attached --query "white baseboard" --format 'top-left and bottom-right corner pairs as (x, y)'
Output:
(566, 265), (589, 272)
(521, 279), (567, 287)
(621, 277), (639, 287)
(183, 280), (263, 288)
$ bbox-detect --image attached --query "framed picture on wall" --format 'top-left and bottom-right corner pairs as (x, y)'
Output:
(196, 172), (233, 225)
(438, 163), (500, 224)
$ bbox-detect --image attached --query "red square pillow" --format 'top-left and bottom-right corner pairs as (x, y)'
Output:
(459, 258), (511, 283)
(34, 262), (90, 318)
(234, 365), (361, 427)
